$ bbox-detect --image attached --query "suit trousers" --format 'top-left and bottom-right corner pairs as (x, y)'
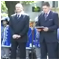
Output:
(40, 40), (58, 59)
(10, 39), (26, 59)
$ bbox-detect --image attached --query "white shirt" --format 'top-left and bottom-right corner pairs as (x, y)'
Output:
(46, 10), (51, 16)
(16, 13), (21, 18)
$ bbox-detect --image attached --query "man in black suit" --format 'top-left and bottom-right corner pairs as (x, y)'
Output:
(36, 2), (59, 59)
(9, 3), (30, 59)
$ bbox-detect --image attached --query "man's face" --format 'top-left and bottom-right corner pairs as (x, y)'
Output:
(42, 6), (50, 13)
(15, 6), (23, 13)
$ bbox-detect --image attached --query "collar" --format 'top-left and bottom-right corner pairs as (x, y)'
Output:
(44, 10), (51, 16)
(16, 13), (21, 17)
(47, 10), (50, 15)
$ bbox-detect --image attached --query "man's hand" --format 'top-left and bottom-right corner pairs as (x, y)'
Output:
(43, 27), (49, 32)
(16, 35), (21, 39)
(12, 34), (21, 39)
(37, 29), (42, 32)
(12, 34), (18, 39)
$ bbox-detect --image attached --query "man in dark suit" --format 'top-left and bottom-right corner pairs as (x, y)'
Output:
(9, 3), (30, 59)
(36, 2), (59, 59)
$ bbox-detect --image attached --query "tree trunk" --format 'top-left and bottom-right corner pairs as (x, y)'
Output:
(5, 1), (19, 17)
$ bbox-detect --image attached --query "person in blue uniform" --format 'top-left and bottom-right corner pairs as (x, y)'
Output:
(26, 27), (36, 48)
(1, 17), (11, 59)
(26, 21), (36, 58)
(26, 27), (33, 48)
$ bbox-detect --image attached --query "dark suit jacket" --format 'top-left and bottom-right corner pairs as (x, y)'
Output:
(9, 14), (30, 42)
(37, 11), (59, 43)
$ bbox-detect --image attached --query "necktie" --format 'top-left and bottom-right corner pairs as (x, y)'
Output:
(17, 14), (20, 18)
(45, 13), (47, 20)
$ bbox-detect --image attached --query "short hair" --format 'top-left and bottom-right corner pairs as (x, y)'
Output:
(15, 3), (23, 8)
(42, 2), (50, 7)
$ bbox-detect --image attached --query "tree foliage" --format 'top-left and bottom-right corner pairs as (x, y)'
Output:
(20, 1), (35, 5)
(1, 1), (7, 13)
